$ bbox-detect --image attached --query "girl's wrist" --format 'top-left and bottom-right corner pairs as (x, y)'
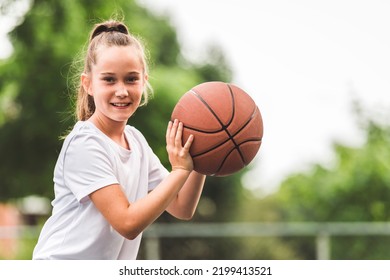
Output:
(171, 168), (192, 176)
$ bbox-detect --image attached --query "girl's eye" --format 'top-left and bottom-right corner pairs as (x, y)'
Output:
(103, 77), (115, 83)
(126, 76), (139, 83)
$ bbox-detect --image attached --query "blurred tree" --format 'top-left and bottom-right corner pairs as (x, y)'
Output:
(0, 0), (252, 260)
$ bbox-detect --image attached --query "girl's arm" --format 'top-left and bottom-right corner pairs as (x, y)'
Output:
(165, 171), (206, 220)
(89, 169), (191, 240)
(89, 120), (202, 240)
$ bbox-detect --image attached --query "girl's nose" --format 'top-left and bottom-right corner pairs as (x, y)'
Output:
(115, 86), (129, 98)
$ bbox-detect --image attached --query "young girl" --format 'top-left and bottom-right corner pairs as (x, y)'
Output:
(32, 19), (206, 260)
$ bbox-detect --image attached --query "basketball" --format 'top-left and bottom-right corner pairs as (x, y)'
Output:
(171, 81), (263, 176)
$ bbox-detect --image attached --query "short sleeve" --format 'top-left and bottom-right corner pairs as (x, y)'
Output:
(63, 133), (119, 203)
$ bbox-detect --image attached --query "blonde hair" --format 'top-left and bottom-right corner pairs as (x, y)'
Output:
(75, 20), (152, 121)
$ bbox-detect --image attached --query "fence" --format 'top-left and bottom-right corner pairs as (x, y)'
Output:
(143, 222), (390, 259)
(2, 222), (390, 259)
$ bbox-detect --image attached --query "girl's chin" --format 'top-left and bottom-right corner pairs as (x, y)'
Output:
(110, 113), (135, 123)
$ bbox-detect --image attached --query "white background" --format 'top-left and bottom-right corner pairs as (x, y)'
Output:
(1, 260), (389, 279)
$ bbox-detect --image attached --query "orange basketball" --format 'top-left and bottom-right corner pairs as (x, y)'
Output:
(171, 81), (263, 176)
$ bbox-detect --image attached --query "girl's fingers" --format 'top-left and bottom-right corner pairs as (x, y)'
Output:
(167, 119), (193, 150)
(166, 120), (177, 144)
(166, 121), (173, 141)
(166, 119), (194, 171)
(183, 134), (194, 151)
(175, 122), (183, 146)
(169, 119), (179, 140)
(167, 119), (184, 145)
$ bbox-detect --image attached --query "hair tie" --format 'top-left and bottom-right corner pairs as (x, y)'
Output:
(106, 27), (118, 32)
(91, 24), (128, 40)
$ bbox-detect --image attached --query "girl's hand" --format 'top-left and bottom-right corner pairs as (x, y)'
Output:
(166, 119), (194, 172)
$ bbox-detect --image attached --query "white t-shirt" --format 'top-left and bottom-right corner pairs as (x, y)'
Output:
(33, 121), (169, 260)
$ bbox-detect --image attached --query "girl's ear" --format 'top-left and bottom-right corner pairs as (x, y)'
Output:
(143, 74), (148, 87)
(81, 73), (92, 96)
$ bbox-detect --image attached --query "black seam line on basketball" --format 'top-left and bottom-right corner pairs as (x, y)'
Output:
(230, 106), (262, 140)
(192, 138), (262, 158)
(189, 88), (235, 130)
(214, 136), (263, 175)
(190, 85), (245, 163)
(191, 106), (261, 158)
(190, 137), (263, 158)
(215, 145), (243, 175)
(182, 125), (225, 133)
(185, 107), (261, 137)
(226, 84), (246, 163)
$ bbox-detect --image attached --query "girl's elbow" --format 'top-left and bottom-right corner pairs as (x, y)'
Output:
(125, 232), (140, 240)
(116, 226), (139, 240)
(117, 220), (143, 240)
(175, 209), (195, 221)
(180, 215), (193, 221)
(122, 229), (142, 240)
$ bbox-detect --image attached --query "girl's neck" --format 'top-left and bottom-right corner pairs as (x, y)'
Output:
(88, 115), (130, 150)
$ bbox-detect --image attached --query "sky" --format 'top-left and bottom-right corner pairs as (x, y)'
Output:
(137, 0), (390, 195)
(1, 0), (390, 195)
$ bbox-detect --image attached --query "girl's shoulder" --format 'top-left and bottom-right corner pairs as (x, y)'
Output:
(63, 121), (111, 151)
(65, 121), (103, 140)
(125, 124), (148, 144)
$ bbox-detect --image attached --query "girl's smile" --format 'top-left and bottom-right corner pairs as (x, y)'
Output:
(111, 103), (131, 107)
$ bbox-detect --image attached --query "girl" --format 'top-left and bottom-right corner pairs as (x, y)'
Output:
(33, 19), (206, 260)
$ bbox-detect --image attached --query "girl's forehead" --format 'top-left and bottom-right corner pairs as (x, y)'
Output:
(93, 45), (144, 70)
(95, 45), (138, 59)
